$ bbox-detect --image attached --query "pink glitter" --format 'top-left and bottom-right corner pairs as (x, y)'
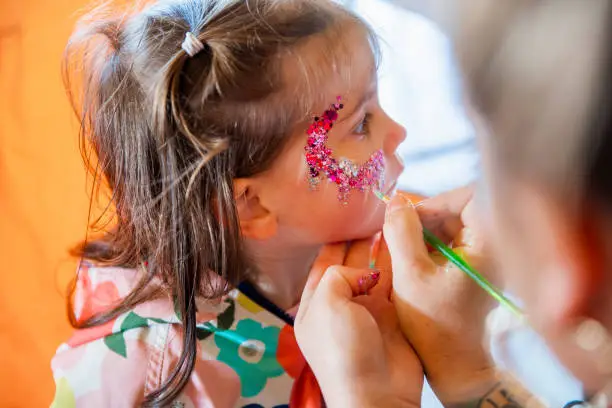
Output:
(304, 97), (385, 204)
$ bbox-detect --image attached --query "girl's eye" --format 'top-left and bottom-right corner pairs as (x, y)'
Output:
(353, 113), (371, 138)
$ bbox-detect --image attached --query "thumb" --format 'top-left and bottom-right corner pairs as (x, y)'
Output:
(317, 266), (381, 302)
(296, 266), (380, 324)
(383, 195), (435, 280)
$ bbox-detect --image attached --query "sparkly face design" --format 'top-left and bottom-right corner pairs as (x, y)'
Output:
(244, 30), (406, 246)
(305, 97), (386, 204)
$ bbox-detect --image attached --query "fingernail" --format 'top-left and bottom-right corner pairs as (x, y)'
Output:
(358, 270), (381, 296)
(386, 194), (413, 220)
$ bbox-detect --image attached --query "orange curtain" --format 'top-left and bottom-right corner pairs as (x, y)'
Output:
(0, 0), (89, 406)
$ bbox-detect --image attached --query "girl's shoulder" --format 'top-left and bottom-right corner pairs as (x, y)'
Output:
(68, 261), (230, 325)
(50, 262), (243, 407)
(50, 263), (301, 407)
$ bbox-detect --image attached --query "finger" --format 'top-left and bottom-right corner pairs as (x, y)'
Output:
(300, 243), (347, 314)
(454, 226), (483, 250)
(343, 235), (392, 299)
(369, 237), (393, 298)
(396, 190), (427, 204)
(417, 185), (473, 216)
(297, 265), (380, 325)
(316, 266), (381, 302)
(343, 236), (376, 270)
(454, 243), (500, 287)
(383, 194), (435, 282)
(416, 185), (474, 240)
(459, 199), (484, 242)
(352, 293), (394, 328)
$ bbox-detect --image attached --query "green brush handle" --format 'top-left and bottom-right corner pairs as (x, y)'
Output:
(423, 227), (523, 316)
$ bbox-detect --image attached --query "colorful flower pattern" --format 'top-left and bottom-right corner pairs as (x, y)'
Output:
(50, 377), (76, 408)
(215, 319), (284, 397)
(51, 264), (322, 407)
(66, 263), (121, 348)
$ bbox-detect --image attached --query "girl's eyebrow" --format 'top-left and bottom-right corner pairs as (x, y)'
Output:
(337, 85), (376, 124)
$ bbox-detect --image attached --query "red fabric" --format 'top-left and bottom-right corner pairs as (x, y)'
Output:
(277, 325), (323, 407)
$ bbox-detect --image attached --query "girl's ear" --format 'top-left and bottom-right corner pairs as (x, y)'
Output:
(233, 178), (278, 240)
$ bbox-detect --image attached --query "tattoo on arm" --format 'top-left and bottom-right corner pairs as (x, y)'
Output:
(474, 383), (522, 408)
(450, 379), (543, 408)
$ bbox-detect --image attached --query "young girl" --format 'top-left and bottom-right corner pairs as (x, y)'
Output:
(51, 0), (406, 406)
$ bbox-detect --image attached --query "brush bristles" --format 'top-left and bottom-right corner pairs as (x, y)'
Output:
(374, 190), (391, 204)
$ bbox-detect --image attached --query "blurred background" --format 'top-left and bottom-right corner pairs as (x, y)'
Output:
(1, 0), (91, 406)
(0, 0), (584, 406)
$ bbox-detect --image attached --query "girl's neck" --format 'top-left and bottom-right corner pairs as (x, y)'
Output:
(246, 241), (321, 311)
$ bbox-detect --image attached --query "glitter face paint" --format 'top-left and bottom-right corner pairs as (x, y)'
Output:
(304, 97), (385, 204)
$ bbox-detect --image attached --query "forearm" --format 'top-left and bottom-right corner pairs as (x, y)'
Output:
(326, 398), (419, 408)
(321, 383), (420, 408)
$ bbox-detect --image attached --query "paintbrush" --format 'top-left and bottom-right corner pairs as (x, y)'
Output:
(374, 190), (523, 316)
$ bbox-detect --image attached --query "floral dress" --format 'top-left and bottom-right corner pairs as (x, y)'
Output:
(50, 263), (322, 408)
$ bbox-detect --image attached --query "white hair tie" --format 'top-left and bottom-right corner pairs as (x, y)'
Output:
(181, 32), (205, 57)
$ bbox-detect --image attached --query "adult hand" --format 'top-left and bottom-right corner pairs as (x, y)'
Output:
(384, 188), (499, 404)
(295, 243), (423, 408)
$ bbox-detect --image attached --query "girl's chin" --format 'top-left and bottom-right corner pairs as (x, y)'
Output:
(337, 222), (384, 243)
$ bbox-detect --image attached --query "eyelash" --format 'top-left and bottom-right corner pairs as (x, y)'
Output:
(353, 113), (371, 138)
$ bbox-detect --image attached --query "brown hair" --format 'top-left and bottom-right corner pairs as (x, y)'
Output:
(455, 0), (612, 206)
(63, 0), (375, 405)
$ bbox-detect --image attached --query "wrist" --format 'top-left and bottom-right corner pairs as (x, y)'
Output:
(429, 363), (499, 405)
(360, 392), (420, 408)
(336, 394), (419, 408)
(445, 373), (544, 408)
(322, 380), (419, 408)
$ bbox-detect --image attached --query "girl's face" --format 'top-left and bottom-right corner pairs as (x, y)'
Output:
(252, 30), (406, 246)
